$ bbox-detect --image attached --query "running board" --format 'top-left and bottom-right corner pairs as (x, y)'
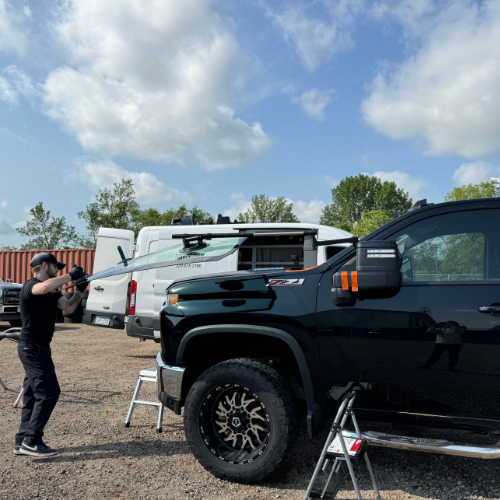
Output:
(342, 430), (500, 459)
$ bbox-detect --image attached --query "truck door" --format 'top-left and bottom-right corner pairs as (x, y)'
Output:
(85, 228), (135, 329)
(317, 207), (500, 422)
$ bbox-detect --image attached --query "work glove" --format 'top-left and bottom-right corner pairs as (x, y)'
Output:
(69, 266), (85, 281)
(76, 279), (88, 292)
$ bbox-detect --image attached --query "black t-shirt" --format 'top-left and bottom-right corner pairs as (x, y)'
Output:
(19, 278), (62, 344)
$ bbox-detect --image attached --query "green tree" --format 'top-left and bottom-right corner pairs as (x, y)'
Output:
(320, 174), (412, 232)
(0, 245), (17, 251)
(237, 195), (300, 223)
(444, 181), (495, 202)
(78, 179), (140, 246)
(130, 204), (214, 233)
(351, 210), (393, 237)
(17, 202), (83, 250)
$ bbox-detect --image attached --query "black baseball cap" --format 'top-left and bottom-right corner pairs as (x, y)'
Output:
(30, 252), (66, 271)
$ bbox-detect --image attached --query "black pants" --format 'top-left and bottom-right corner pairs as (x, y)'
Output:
(16, 342), (60, 446)
(425, 343), (463, 369)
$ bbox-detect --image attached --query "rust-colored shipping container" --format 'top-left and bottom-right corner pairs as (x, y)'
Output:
(0, 249), (96, 285)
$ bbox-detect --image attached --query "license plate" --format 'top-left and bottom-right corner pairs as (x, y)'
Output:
(95, 316), (110, 326)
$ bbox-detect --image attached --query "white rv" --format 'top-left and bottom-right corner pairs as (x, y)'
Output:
(85, 220), (352, 341)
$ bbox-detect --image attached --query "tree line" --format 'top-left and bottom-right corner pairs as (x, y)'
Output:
(0, 175), (496, 251)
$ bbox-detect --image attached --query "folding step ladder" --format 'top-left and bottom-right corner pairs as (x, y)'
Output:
(304, 391), (381, 500)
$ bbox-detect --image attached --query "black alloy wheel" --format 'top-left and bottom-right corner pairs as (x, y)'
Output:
(184, 358), (297, 483)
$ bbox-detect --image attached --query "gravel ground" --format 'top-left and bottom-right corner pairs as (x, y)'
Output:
(1, 322), (499, 500)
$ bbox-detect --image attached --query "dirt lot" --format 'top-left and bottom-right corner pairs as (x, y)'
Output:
(1, 322), (499, 500)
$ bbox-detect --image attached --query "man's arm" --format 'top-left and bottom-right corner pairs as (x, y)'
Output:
(32, 275), (71, 295)
(57, 290), (83, 314)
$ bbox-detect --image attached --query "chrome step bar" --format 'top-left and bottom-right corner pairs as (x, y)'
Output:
(342, 430), (500, 459)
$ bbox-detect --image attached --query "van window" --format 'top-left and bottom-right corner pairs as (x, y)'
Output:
(238, 235), (304, 270)
(325, 246), (344, 261)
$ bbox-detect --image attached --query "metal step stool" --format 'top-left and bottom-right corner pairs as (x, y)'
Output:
(304, 391), (381, 500)
(125, 367), (164, 433)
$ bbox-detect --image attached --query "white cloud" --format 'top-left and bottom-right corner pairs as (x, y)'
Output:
(224, 192), (324, 223)
(69, 159), (192, 206)
(288, 199), (325, 223)
(292, 89), (334, 120)
(325, 175), (338, 188)
(371, 0), (437, 37)
(0, 0), (29, 55)
(362, 1), (500, 160)
(0, 216), (15, 235)
(23, 5), (32, 19)
(0, 66), (38, 104)
(453, 161), (497, 186)
(264, 0), (363, 71)
(42, 0), (273, 170)
(0, 75), (16, 103)
(223, 192), (252, 221)
(0, 199), (8, 209)
(372, 170), (428, 201)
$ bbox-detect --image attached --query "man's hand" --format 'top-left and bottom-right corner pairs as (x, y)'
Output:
(76, 279), (88, 292)
(69, 266), (85, 281)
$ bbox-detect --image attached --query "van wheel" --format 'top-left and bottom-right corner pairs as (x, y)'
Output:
(184, 358), (297, 483)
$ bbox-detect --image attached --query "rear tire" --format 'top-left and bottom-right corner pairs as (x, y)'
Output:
(184, 358), (297, 483)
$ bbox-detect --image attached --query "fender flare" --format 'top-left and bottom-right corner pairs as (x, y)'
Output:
(176, 324), (323, 435)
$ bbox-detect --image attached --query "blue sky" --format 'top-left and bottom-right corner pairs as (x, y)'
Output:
(1, 0), (500, 248)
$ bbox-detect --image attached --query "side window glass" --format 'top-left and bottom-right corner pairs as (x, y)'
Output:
(387, 209), (498, 284)
(403, 233), (484, 282)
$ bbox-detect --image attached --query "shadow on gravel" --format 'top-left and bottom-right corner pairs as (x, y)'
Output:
(58, 389), (123, 404)
(54, 326), (81, 331)
(36, 439), (188, 463)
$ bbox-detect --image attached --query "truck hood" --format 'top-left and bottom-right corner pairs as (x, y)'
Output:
(167, 264), (327, 294)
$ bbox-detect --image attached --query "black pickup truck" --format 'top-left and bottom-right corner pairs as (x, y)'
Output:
(153, 198), (500, 483)
(0, 277), (22, 327)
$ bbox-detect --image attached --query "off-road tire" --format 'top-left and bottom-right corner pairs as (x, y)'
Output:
(184, 357), (297, 483)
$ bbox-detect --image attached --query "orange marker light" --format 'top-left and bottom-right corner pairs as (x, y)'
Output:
(341, 271), (349, 290)
(168, 294), (179, 305)
(351, 271), (358, 292)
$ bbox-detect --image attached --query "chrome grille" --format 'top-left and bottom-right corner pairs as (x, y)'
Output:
(2, 290), (20, 304)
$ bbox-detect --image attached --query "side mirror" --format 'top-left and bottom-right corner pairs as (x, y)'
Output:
(333, 241), (401, 305)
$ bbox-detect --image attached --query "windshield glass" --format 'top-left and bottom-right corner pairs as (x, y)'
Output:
(88, 237), (246, 282)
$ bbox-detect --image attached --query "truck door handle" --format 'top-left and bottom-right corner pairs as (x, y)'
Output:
(478, 305), (500, 314)
(94, 286), (104, 291)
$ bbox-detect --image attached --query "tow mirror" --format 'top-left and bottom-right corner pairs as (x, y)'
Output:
(332, 241), (401, 305)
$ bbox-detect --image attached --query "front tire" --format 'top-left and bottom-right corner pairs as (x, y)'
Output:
(184, 358), (297, 483)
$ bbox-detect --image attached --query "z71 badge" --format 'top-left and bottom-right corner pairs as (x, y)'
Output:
(267, 279), (305, 287)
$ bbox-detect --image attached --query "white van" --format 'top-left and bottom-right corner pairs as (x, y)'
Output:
(85, 221), (352, 341)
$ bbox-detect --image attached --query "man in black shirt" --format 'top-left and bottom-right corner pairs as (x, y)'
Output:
(15, 252), (87, 457)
